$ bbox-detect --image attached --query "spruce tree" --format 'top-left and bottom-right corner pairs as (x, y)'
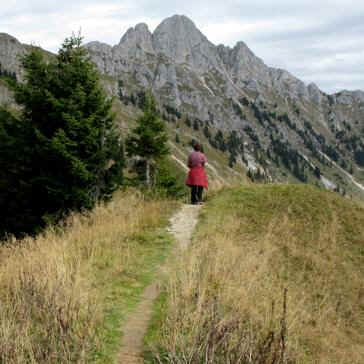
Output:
(228, 152), (237, 168)
(0, 34), (123, 238)
(203, 125), (211, 139)
(126, 93), (169, 186)
(0, 107), (35, 237)
(193, 119), (199, 131)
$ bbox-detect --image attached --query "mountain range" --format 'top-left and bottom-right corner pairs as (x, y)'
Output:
(1, 15), (364, 197)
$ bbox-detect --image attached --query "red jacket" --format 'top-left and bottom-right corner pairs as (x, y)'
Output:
(186, 151), (208, 187)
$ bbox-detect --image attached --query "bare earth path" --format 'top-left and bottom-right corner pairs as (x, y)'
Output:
(117, 204), (201, 364)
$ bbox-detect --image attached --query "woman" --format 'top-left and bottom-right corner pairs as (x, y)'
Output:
(186, 143), (208, 204)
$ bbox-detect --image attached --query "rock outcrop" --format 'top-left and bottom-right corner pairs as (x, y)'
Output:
(0, 33), (27, 76)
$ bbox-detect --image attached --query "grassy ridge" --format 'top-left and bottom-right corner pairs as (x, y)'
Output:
(148, 184), (364, 363)
(0, 190), (177, 363)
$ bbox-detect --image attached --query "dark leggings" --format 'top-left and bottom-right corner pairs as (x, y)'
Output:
(191, 185), (203, 204)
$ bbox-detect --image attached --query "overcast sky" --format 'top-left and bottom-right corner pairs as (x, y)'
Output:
(2, 0), (363, 94)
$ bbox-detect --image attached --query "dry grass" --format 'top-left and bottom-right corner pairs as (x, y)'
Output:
(0, 190), (175, 363)
(150, 184), (364, 363)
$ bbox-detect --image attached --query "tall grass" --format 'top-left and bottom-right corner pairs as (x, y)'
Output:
(150, 185), (364, 363)
(0, 190), (174, 363)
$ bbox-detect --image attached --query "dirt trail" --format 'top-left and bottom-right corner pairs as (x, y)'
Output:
(117, 204), (201, 364)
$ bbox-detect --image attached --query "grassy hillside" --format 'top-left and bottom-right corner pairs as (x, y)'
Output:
(148, 184), (364, 363)
(0, 191), (177, 363)
(1, 178), (364, 363)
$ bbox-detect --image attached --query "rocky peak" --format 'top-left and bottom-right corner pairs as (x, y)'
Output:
(268, 68), (309, 99)
(334, 90), (364, 105)
(152, 14), (211, 64)
(234, 41), (254, 56)
(135, 22), (150, 34)
(231, 41), (266, 70)
(85, 41), (112, 53)
(307, 82), (324, 104)
(351, 90), (364, 102)
(221, 40), (272, 90)
(118, 22), (154, 57)
(0, 33), (20, 44)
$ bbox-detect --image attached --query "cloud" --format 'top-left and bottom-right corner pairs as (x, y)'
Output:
(1, 0), (363, 93)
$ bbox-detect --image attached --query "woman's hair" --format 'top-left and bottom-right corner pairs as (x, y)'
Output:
(193, 142), (201, 151)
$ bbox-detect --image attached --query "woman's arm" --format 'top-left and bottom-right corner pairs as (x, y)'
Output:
(202, 154), (207, 165)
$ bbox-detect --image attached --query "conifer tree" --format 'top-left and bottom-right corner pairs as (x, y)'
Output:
(203, 125), (211, 139)
(0, 107), (34, 237)
(228, 151), (237, 168)
(193, 119), (199, 131)
(0, 34), (123, 238)
(126, 93), (169, 186)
